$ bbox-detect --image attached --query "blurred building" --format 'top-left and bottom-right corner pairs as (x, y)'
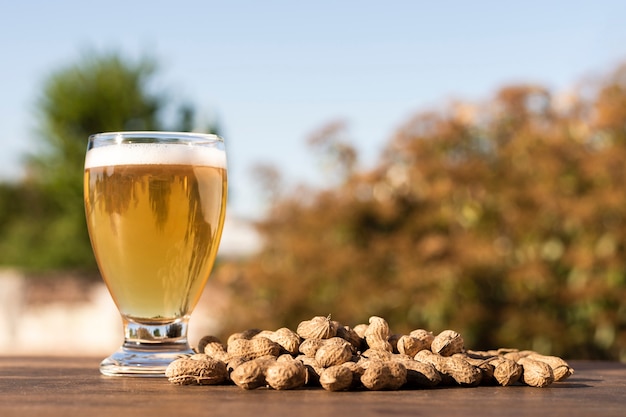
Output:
(0, 214), (261, 356)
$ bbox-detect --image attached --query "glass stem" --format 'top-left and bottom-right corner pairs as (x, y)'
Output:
(122, 317), (192, 351)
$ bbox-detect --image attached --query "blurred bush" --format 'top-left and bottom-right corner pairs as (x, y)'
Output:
(215, 64), (626, 361)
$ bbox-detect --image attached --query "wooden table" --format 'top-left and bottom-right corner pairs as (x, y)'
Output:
(1, 357), (624, 417)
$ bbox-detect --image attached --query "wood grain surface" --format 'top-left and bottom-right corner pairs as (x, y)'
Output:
(1, 357), (624, 417)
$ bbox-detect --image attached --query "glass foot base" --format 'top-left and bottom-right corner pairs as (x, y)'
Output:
(100, 344), (194, 377)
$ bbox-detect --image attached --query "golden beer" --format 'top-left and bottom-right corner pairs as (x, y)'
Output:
(84, 132), (227, 376)
(84, 164), (226, 320)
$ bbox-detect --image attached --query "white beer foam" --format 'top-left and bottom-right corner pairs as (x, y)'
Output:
(85, 143), (227, 169)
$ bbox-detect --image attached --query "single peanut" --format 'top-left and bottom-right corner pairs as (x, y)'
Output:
(364, 316), (393, 352)
(297, 315), (338, 339)
(442, 355), (482, 386)
(491, 356), (523, 386)
(360, 359), (407, 390)
(229, 356), (276, 390)
(255, 327), (301, 355)
(198, 335), (230, 362)
(414, 350), (454, 385)
(518, 357), (555, 388)
(165, 354), (227, 385)
(315, 337), (354, 368)
(526, 353), (574, 381)
(409, 329), (435, 349)
(431, 330), (464, 356)
(319, 365), (354, 391)
(265, 359), (307, 390)
(393, 355), (441, 387)
(397, 334), (430, 357)
(299, 338), (326, 358)
(227, 337), (282, 361)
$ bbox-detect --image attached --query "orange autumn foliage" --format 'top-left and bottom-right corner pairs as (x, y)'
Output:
(215, 63), (626, 361)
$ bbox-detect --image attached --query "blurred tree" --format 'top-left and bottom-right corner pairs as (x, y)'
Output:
(307, 120), (358, 184)
(250, 163), (284, 206)
(0, 50), (217, 270)
(214, 64), (626, 361)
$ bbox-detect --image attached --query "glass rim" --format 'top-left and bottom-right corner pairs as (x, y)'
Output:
(85, 130), (226, 168)
(88, 131), (224, 144)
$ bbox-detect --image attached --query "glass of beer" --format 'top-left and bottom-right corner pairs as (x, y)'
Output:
(84, 131), (227, 376)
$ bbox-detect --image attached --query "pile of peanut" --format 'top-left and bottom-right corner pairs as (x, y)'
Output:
(165, 315), (574, 391)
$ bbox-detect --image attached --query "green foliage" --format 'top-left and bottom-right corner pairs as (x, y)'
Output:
(0, 50), (212, 270)
(215, 64), (626, 361)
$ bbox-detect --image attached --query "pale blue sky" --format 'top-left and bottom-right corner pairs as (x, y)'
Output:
(1, 1), (625, 218)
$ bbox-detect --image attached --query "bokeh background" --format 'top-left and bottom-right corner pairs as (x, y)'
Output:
(1, 0), (625, 361)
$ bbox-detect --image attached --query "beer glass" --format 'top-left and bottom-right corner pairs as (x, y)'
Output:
(84, 132), (227, 376)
